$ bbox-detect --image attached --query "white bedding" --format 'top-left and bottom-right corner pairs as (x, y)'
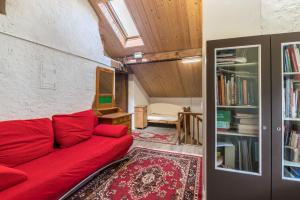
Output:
(148, 115), (178, 122)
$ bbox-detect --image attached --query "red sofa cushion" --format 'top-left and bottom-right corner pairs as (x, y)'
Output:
(75, 110), (98, 127)
(94, 124), (128, 138)
(0, 118), (54, 167)
(52, 110), (97, 148)
(0, 166), (28, 191)
(0, 135), (133, 200)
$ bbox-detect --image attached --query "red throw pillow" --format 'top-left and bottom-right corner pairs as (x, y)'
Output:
(52, 110), (97, 148)
(74, 110), (98, 127)
(0, 118), (54, 167)
(94, 124), (128, 138)
(0, 165), (28, 191)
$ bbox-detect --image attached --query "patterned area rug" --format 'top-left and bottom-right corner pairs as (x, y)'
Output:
(67, 147), (202, 200)
(132, 126), (178, 145)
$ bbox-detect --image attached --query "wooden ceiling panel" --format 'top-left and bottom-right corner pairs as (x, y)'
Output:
(130, 60), (202, 97)
(91, 0), (202, 58)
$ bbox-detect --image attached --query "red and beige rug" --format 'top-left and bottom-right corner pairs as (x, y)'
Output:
(68, 147), (202, 200)
(132, 126), (178, 145)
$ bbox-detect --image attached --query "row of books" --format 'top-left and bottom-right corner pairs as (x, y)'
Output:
(284, 78), (300, 118)
(217, 137), (259, 172)
(217, 74), (258, 106)
(284, 44), (300, 72)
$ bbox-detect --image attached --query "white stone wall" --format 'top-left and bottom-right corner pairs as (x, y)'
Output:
(204, 0), (300, 41)
(0, 0), (111, 120)
(149, 97), (203, 113)
(128, 74), (149, 128)
(261, 0), (300, 34)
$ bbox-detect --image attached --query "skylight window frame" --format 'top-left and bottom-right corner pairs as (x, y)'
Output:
(97, 1), (144, 48)
(106, 1), (140, 39)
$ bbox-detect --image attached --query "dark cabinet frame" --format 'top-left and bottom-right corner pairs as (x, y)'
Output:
(206, 35), (271, 200)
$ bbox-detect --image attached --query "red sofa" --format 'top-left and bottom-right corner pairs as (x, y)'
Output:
(0, 110), (133, 200)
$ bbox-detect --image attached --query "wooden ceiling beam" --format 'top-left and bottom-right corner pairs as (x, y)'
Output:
(120, 48), (202, 65)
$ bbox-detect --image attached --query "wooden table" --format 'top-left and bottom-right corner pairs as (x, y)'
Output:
(98, 112), (133, 133)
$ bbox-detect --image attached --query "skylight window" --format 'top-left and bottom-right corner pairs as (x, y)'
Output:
(98, 0), (144, 48)
(109, 0), (139, 38)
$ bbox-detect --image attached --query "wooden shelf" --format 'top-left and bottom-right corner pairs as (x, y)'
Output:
(284, 118), (300, 121)
(217, 131), (259, 137)
(284, 160), (300, 168)
(217, 62), (258, 68)
(283, 72), (300, 75)
(217, 105), (258, 109)
(217, 142), (234, 147)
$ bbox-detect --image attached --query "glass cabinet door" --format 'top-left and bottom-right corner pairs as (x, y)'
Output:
(282, 42), (300, 181)
(215, 45), (261, 175)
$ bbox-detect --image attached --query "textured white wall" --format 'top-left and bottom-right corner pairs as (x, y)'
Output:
(204, 0), (300, 41)
(261, 0), (300, 34)
(128, 74), (149, 128)
(0, 0), (106, 62)
(150, 97), (203, 113)
(203, 0), (262, 41)
(0, 0), (111, 120)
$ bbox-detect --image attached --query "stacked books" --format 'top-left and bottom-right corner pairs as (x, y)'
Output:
(284, 44), (300, 72)
(235, 113), (259, 135)
(217, 110), (231, 131)
(284, 78), (300, 118)
(217, 49), (247, 66)
(217, 73), (258, 106)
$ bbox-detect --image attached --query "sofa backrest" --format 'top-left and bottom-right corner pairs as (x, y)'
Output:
(148, 103), (183, 116)
(52, 110), (97, 148)
(0, 118), (54, 167)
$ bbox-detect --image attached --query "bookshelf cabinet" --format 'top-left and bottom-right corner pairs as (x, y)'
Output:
(207, 33), (300, 200)
(272, 32), (300, 200)
(207, 36), (271, 200)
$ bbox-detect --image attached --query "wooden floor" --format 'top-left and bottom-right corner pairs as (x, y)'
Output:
(131, 140), (203, 155)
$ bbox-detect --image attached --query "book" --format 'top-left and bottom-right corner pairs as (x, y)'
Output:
(237, 127), (258, 135)
(284, 146), (300, 162)
(220, 74), (225, 105)
(235, 113), (258, 119)
(242, 80), (248, 105)
(217, 110), (231, 130)
(217, 57), (247, 64)
(288, 47), (298, 72)
(224, 145), (235, 169)
(240, 118), (258, 125)
(294, 44), (300, 70)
